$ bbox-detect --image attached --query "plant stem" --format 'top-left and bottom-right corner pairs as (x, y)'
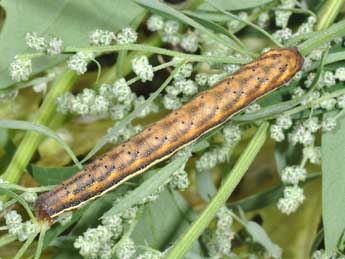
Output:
(34, 223), (48, 259)
(18, 43), (250, 66)
(14, 232), (38, 259)
(166, 122), (269, 259)
(1, 70), (78, 184)
(115, 50), (128, 78)
(0, 234), (17, 247)
(316, 0), (345, 31)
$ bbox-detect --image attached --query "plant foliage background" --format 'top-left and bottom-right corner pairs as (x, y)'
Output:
(0, 0), (345, 258)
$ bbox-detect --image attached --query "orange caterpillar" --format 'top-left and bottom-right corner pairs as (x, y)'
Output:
(35, 48), (303, 221)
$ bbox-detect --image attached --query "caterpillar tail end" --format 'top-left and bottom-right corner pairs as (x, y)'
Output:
(35, 194), (54, 225)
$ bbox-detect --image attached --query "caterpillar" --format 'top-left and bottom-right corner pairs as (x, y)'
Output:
(35, 47), (303, 222)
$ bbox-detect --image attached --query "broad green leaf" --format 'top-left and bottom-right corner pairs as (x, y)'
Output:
(27, 164), (78, 185)
(132, 190), (194, 250)
(0, 0), (144, 89)
(197, 0), (274, 11)
(322, 113), (345, 253)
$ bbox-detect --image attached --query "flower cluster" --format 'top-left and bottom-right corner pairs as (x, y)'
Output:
(67, 51), (95, 75)
(9, 57), (32, 82)
(115, 238), (137, 259)
(56, 77), (158, 121)
(196, 123), (241, 172)
(74, 206), (138, 259)
(147, 14), (201, 52)
(89, 29), (116, 46)
(132, 56), (154, 82)
(277, 185), (305, 215)
(273, 14), (316, 44)
(137, 251), (163, 259)
(25, 32), (63, 55)
(163, 63), (199, 110)
(227, 12), (248, 31)
(3, 210), (37, 242)
(202, 206), (235, 257)
(89, 27), (137, 46)
(274, 0), (296, 28)
(169, 168), (190, 191)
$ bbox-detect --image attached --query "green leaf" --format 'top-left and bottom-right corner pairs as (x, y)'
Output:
(299, 19), (345, 56)
(196, 171), (217, 202)
(245, 221), (282, 258)
(0, 0), (144, 89)
(321, 112), (345, 253)
(27, 164), (78, 185)
(197, 0), (274, 11)
(229, 185), (284, 211)
(0, 119), (81, 168)
(132, 190), (193, 250)
(183, 10), (245, 49)
(234, 96), (302, 122)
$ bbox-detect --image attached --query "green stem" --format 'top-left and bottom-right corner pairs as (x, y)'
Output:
(14, 232), (38, 259)
(316, 0), (345, 31)
(115, 50), (128, 78)
(0, 234), (17, 247)
(1, 70), (78, 184)
(166, 122), (269, 259)
(283, 88), (345, 117)
(20, 44), (250, 65)
(0, 183), (54, 193)
(66, 44), (250, 64)
(34, 223), (48, 259)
